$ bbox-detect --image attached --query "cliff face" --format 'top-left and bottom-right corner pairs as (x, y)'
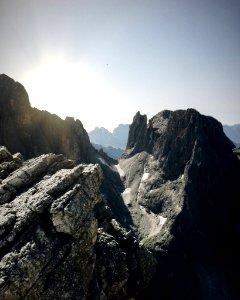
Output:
(118, 109), (240, 299)
(0, 146), (156, 299)
(0, 74), (94, 162)
(0, 74), (133, 232)
(2, 74), (240, 299)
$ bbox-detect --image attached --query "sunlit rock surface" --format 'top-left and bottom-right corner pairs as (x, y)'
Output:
(0, 74), (133, 229)
(0, 148), (156, 299)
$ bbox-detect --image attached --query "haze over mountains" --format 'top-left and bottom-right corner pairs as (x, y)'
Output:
(223, 124), (240, 146)
(1, 74), (240, 299)
(89, 122), (240, 160)
(88, 124), (129, 159)
(89, 124), (129, 149)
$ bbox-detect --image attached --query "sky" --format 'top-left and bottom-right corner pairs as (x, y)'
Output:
(0, 0), (240, 132)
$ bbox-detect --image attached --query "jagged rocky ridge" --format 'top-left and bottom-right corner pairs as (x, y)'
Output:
(1, 74), (240, 299)
(0, 146), (156, 299)
(0, 74), (94, 162)
(117, 110), (240, 299)
(0, 74), (131, 228)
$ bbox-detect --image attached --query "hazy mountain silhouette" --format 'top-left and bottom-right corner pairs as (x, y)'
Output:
(88, 124), (129, 149)
(223, 124), (240, 146)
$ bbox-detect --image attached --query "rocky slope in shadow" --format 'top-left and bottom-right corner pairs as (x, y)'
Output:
(0, 146), (156, 299)
(2, 73), (240, 299)
(0, 73), (131, 229)
(0, 74), (94, 163)
(117, 109), (240, 299)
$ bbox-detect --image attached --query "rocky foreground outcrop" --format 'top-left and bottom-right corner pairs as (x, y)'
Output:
(2, 74), (240, 299)
(0, 74), (134, 229)
(117, 109), (240, 299)
(0, 146), (156, 299)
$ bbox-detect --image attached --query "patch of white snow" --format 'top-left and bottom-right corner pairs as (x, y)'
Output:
(159, 215), (167, 226)
(115, 164), (125, 177)
(141, 172), (149, 182)
(138, 205), (167, 240)
(121, 188), (131, 205)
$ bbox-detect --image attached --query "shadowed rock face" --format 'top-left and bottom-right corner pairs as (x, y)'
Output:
(0, 74), (94, 163)
(0, 74), (133, 229)
(2, 74), (240, 299)
(124, 111), (149, 157)
(118, 109), (240, 299)
(0, 146), (156, 299)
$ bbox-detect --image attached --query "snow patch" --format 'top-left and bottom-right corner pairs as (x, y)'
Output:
(159, 215), (167, 226)
(121, 188), (131, 204)
(115, 164), (125, 177)
(141, 172), (149, 182)
(139, 205), (167, 240)
(122, 188), (131, 195)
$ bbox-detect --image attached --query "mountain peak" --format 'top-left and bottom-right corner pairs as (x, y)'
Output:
(0, 74), (93, 162)
(0, 74), (30, 111)
(89, 124), (129, 150)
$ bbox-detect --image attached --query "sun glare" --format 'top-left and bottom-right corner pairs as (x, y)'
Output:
(21, 55), (126, 131)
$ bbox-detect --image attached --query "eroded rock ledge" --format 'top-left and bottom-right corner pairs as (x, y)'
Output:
(0, 146), (156, 299)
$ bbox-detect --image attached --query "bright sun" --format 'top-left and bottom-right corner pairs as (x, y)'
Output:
(21, 55), (125, 131)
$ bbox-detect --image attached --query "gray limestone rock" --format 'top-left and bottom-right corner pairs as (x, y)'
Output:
(0, 147), (156, 299)
(118, 109), (240, 299)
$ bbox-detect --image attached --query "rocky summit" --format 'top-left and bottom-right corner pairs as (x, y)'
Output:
(0, 146), (156, 299)
(117, 109), (240, 299)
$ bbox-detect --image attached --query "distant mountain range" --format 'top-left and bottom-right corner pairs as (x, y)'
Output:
(88, 124), (129, 159)
(223, 124), (240, 146)
(89, 123), (240, 160)
(91, 143), (124, 160)
(1, 74), (240, 299)
(88, 124), (129, 149)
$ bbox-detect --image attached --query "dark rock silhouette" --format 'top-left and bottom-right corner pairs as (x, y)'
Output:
(1, 74), (240, 299)
(0, 74), (94, 163)
(123, 111), (149, 157)
(0, 74), (133, 229)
